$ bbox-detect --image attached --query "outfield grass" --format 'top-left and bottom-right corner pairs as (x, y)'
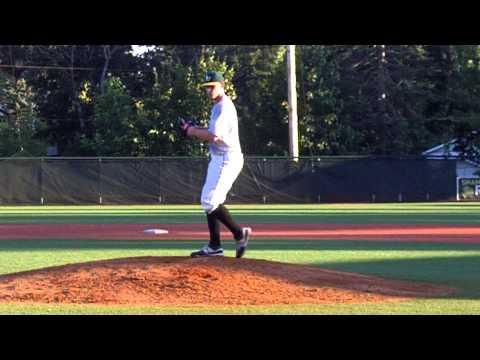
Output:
(0, 203), (479, 314)
(1, 203), (480, 224)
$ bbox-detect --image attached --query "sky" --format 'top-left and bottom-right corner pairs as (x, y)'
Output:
(131, 45), (155, 56)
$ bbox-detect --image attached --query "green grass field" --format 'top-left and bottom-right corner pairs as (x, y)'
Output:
(0, 202), (480, 315)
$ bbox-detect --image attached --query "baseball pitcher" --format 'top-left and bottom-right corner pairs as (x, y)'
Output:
(180, 71), (251, 258)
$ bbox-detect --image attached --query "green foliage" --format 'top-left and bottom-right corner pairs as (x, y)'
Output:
(0, 72), (47, 156)
(79, 76), (140, 156)
(297, 45), (348, 155)
(132, 48), (236, 156)
(74, 51), (238, 157)
(2, 45), (480, 157)
(219, 45), (289, 155)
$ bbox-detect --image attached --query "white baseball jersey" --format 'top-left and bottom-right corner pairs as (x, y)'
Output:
(207, 95), (242, 154)
(201, 95), (244, 213)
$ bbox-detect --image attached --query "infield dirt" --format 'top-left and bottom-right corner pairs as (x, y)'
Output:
(1, 224), (480, 243)
(0, 256), (455, 306)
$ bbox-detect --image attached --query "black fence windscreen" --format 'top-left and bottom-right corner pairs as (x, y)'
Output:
(0, 158), (42, 204)
(0, 157), (458, 205)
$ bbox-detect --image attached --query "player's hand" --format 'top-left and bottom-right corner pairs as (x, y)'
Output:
(179, 118), (194, 137)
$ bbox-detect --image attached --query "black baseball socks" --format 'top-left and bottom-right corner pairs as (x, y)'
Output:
(206, 204), (243, 248)
(206, 211), (221, 248)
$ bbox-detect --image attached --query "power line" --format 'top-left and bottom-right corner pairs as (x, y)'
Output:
(0, 64), (146, 73)
(0, 64), (95, 71)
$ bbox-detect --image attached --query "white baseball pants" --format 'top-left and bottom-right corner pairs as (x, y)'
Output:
(201, 152), (244, 213)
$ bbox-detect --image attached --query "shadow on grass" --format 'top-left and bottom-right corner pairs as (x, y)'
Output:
(313, 255), (480, 301)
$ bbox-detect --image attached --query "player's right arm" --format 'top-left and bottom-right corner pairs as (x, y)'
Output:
(180, 104), (229, 145)
(186, 127), (225, 145)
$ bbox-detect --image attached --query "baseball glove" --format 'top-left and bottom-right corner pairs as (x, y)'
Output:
(178, 117), (195, 137)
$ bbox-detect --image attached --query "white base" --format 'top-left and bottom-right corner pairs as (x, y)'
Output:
(143, 229), (169, 235)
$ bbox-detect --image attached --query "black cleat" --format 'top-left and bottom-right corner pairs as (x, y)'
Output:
(191, 245), (224, 258)
(235, 227), (252, 258)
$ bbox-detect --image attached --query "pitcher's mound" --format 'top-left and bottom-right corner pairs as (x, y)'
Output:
(0, 257), (455, 306)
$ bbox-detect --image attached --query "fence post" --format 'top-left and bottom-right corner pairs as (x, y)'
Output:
(157, 157), (162, 204)
(98, 157), (102, 205)
(40, 157), (45, 205)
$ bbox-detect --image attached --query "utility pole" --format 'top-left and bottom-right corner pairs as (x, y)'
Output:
(376, 44), (387, 154)
(287, 45), (299, 161)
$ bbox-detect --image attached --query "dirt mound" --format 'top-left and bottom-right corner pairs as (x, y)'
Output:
(0, 257), (455, 306)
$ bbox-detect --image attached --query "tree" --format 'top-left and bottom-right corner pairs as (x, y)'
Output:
(2, 45), (480, 158)
(296, 45), (348, 155)
(0, 71), (47, 156)
(79, 76), (139, 156)
(138, 47), (236, 156)
(212, 45), (289, 155)
(325, 45), (453, 155)
(1, 45), (137, 155)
